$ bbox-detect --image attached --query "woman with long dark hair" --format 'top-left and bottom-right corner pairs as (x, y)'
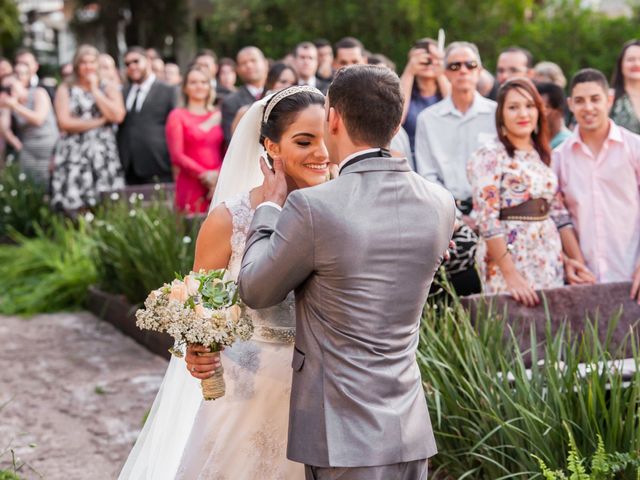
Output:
(611, 39), (640, 134)
(467, 78), (593, 306)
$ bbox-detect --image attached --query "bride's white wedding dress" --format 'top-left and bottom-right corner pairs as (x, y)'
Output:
(175, 191), (303, 479)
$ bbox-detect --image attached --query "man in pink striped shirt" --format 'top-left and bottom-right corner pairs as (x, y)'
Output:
(553, 68), (640, 303)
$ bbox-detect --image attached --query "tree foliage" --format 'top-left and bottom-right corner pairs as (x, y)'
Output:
(0, 0), (21, 57)
(201, 0), (639, 80)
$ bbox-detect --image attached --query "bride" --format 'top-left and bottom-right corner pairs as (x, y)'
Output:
(118, 85), (329, 479)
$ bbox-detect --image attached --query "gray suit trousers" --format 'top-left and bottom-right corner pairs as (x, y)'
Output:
(305, 460), (428, 480)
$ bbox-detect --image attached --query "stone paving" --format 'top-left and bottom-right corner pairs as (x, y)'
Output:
(0, 312), (168, 479)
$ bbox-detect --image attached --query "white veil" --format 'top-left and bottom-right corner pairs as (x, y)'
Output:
(118, 96), (271, 480)
(210, 95), (272, 211)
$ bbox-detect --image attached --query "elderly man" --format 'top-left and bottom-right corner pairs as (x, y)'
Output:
(414, 41), (497, 295)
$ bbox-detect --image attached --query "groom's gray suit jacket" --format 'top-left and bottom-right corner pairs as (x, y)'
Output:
(238, 155), (456, 468)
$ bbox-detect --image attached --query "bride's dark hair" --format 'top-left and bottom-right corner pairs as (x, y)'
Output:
(259, 88), (325, 148)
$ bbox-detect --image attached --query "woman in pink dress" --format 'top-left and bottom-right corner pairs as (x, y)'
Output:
(166, 65), (224, 213)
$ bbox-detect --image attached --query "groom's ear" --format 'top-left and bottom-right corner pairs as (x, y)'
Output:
(328, 107), (340, 135)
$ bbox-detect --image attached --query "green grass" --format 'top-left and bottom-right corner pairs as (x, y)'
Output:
(0, 216), (96, 315)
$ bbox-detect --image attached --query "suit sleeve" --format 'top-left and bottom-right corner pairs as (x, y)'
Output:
(238, 191), (314, 309)
(221, 96), (236, 145)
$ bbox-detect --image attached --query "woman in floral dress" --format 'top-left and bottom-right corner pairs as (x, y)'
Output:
(467, 77), (594, 307)
(51, 45), (125, 211)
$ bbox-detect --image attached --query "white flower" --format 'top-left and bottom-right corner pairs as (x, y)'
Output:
(3, 206), (11, 214)
(184, 275), (201, 296)
(168, 280), (189, 303)
(88, 197), (97, 206)
(106, 225), (114, 232)
(84, 212), (95, 223)
(182, 236), (192, 244)
(10, 189), (18, 197)
(129, 193), (137, 204)
(110, 192), (120, 201)
(129, 209), (137, 217)
(18, 173), (27, 182)
(0, 184), (4, 192)
(138, 193), (145, 201)
(194, 304), (213, 319)
(154, 184), (161, 191)
(153, 220), (160, 226)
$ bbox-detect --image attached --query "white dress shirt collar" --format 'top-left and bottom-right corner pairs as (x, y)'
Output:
(299, 77), (317, 88)
(246, 84), (264, 98)
(127, 73), (156, 112)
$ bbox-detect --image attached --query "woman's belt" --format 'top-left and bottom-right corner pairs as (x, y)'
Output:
(499, 198), (550, 221)
(252, 325), (296, 344)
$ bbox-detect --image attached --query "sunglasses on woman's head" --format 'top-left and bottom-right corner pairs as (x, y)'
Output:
(446, 60), (479, 71)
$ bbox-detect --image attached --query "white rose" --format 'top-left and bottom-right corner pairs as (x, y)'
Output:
(184, 275), (201, 296)
(194, 304), (213, 319)
(226, 304), (241, 323)
(168, 280), (189, 303)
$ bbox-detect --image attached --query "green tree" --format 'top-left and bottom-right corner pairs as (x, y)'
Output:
(0, 0), (21, 57)
(200, 0), (639, 82)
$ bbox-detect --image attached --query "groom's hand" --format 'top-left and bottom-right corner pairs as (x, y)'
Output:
(260, 156), (288, 207)
(185, 344), (222, 380)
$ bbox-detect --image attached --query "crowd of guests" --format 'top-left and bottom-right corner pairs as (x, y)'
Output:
(1, 37), (639, 304)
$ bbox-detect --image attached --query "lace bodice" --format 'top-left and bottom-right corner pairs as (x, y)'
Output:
(224, 192), (296, 343)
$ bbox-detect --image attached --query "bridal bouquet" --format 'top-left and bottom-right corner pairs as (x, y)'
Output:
(135, 269), (253, 400)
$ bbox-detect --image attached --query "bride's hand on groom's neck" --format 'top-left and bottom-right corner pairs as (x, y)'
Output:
(260, 156), (288, 207)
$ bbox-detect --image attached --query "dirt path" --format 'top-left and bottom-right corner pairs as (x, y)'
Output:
(0, 312), (168, 479)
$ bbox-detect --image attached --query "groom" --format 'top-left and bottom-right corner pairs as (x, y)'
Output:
(238, 65), (455, 480)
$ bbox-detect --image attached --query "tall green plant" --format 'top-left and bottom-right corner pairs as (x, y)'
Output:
(418, 299), (640, 479)
(0, 162), (50, 238)
(0, 216), (95, 315)
(90, 195), (202, 304)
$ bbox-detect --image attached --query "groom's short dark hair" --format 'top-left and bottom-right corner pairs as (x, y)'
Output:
(328, 65), (403, 147)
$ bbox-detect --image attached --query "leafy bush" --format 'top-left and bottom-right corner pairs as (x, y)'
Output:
(90, 194), (203, 305)
(0, 161), (50, 238)
(0, 216), (96, 315)
(536, 425), (640, 479)
(418, 298), (640, 479)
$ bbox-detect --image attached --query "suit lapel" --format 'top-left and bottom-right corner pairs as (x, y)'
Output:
(138, 79), (157, 113)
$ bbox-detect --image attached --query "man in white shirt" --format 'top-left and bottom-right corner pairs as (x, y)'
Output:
(415, 41), (496, 210)
(414, 41), (496, 296)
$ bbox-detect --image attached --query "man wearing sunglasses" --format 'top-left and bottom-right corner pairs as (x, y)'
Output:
(414, 41), (496, 295)
(118, 46), (176, 185)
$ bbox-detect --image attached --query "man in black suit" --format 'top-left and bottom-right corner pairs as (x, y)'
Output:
(14, 49), (56, 101)
(220, 46), (268, 145)
(194, 49), (233, 105)
(118, 46), (176, 184)
(293, 41), (330, 94)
